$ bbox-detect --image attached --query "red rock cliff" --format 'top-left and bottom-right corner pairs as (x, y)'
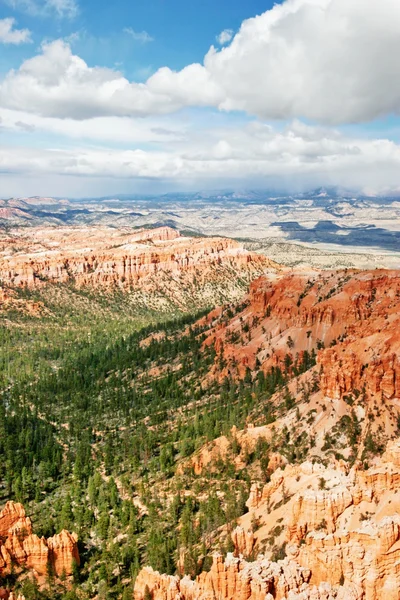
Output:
(202, 269), (400, 403)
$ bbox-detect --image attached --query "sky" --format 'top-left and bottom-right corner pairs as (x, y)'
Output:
(1, 0), (400, 197)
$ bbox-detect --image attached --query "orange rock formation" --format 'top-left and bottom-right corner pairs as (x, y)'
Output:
(134, 269), (400, 600)
(134, 553), (313, 600)
(0, 502), (79, 578)
(135, 439), (400, 599)
(0, 226), (276, 290)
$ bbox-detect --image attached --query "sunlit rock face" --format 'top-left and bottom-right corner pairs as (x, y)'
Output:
(134, 267), (400, 600)
(0, 502), (79, 578)
(134, 441), (400, 600)
(0, 226), (277, 289)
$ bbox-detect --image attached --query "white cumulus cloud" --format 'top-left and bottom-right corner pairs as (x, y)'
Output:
(216, 29), (233, 45)
(0, 40), (222, 119)
(0, 17), (31, 43)
(201, 0), (400, 123)
(3, 0), (400, 123)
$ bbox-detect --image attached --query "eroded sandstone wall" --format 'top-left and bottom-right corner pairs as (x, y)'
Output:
(0, 502), (79, 577)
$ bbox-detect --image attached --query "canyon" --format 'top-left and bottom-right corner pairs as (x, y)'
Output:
(134, 431), (400, 600)
(134, 267), (400, 600)
(1, 223), (400, 600)
(202, 268), (400, 423)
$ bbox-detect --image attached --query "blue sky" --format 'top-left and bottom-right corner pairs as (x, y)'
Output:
(0, 0), (273, 75)
(1, 0), (400, 197)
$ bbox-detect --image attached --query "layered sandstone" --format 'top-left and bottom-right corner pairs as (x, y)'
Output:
(0, 502), (79, 577)
(288, 487), (354, 542)
(48, 530), (80, 576)
(294, 517), (400, 599)
(134, 553), (313, 600)
(135, 436), (400, 600)
(231, 526), (256, 557)
(137, 269), (400, 599)
(0, 226), (277, 290)
(0, 502), (32, 537)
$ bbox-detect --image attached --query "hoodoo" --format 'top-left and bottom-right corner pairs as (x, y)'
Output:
(0, 502), (79, 578)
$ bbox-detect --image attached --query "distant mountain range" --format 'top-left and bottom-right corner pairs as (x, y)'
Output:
(3, 187), (400, 207)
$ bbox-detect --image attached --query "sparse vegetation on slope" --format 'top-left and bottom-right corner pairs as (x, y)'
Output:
(1, 247), (400, 600)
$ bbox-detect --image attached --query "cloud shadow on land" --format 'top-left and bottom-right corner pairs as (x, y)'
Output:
(273, 220), (400, 252)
